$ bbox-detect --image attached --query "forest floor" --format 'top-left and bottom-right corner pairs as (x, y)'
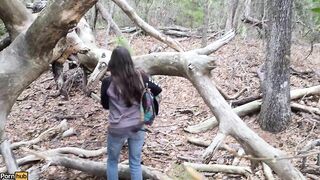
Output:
(2, 32), (320, 180)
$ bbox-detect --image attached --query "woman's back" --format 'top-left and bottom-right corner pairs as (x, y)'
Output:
(107, 79), (142, 133)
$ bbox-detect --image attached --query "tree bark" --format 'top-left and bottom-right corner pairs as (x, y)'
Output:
(0, 35), (11, 51)
(0, 0), (98, 142)
(185, 85), (320, 133)
(241, 0), (267, 30)
(0, 0), (34, 39)
(225, 0), (239, 31)
(259, 0), (293, 132)
(0, 140), (19, 173)
(96, 2), (123, 37)
(201, 0), (211, 47)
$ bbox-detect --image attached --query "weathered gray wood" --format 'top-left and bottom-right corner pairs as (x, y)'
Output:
(184, 162), (251, 177)
(0, 0), (34, 39)
(96, 2), (122, 37)
(225, 0), (239, 31)
(185, 85), (320, 133)
(0, 35), (11, 51)
(0, 140), (19, 173)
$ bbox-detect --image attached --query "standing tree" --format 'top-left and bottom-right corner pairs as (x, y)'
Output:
(201, 0), (211, 47)
(259, 0), (293, 132)
(225, 0), (239, 31)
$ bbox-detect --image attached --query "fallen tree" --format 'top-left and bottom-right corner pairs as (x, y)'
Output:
(1, 150), (171, 180)
(0, 0), (307, 179)
(88, 30), (305, 179)
(185, 85), (320, 133)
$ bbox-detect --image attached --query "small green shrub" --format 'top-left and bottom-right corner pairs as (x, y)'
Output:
(115, 36), (134, 55)
(0, 21), (6, 37)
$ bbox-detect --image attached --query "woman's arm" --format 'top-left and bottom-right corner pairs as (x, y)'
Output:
(142, 74), (162, 96)
(100, 77), (111, 109)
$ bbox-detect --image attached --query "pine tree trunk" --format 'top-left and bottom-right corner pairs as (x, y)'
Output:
(259, 0), (293, 132)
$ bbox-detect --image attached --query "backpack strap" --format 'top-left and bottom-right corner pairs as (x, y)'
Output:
(138, 71), (147, 89)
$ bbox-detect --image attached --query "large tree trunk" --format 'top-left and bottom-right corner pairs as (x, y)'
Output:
(0, 0), (98, 139)
(0, 0), (34, 39)
(259, 0), (293, 132)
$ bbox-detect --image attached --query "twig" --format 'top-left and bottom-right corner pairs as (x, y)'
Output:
(177, 155), (200, 162)
(11, 120), (69, 150)
(291, 102), (320, 116)
(295, 122), (317, 156)
(298, 139), (320, 168)
(231, 94), (262, 107)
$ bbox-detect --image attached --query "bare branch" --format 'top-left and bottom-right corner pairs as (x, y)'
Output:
(96, 2), (123, 37)
(202, 132), (226, 163)
(111, 0), (184, 52)
(192, 31), (236, 55)
(11, 120), (69, 150)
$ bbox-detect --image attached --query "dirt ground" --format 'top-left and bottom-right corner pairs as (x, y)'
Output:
(2, 33), (320, 179)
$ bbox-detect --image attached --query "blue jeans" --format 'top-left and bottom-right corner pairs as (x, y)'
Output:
(107, 130), (145, 180)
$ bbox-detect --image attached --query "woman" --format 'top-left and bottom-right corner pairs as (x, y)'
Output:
(100, 46), (162, 180)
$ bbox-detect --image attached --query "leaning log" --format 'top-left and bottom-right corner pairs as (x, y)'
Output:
(185, 85), (320, 133)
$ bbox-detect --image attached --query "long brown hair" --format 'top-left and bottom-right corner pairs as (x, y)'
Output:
(108, 46), (143, 107)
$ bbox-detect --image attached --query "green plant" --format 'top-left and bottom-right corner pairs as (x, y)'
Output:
(115, 36), (133, 55)
(0, 21), (6, 37)
(175, 0), (204, 28)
